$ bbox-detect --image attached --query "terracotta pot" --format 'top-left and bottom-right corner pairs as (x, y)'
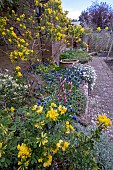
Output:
(59, 59), (79, 67)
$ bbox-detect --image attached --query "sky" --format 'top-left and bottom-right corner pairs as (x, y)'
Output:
(61, 0), (113, 20)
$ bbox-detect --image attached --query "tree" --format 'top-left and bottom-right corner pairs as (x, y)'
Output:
(79, 1), (113, 30)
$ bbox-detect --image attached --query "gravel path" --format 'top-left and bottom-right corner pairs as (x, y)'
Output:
(87, 56), (113, 140)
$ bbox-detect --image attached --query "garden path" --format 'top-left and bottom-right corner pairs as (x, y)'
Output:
(87, 56), (113, 140)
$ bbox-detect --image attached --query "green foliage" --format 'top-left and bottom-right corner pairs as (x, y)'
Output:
(60, 49), (93, 64)
(94, 133), (113, 170)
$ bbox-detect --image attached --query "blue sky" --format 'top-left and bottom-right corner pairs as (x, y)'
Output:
(61, 0), (113, 19)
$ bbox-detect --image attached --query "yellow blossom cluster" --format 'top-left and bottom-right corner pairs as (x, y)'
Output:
(32, 105), (43, 114)
(43, 154), (52, 167)
(17, 143), (32, 160)
(50, 139), (70, 154)
(15, 66), (22, 77)
(1, 13), (34, 63)
(65, 121), (74, 134)
(0, 17), (8, 35)
(46, 102), (67, 121)
(46, 107), (59, 121)
(97, 114), (112, 127)
(35, 0), (69, 42)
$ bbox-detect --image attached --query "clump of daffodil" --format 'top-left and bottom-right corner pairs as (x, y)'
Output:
(97, 114), (112, 127)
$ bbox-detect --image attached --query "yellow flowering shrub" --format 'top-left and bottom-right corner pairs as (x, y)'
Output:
(97, 114), (112, 127)
(0, 98), (112, 169)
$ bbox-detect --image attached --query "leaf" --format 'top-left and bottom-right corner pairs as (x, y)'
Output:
(1, 157), (5, 162)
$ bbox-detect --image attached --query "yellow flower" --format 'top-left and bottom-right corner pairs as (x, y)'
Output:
(36, 106), (43, 114)
(16, 18), (20, 21)
(12, 10), (15, 14)
(97, 27), (101, 31)
(62, 141), (69, 151)
(43, 154), (52, 167)
(23, 25), (26, 29)
(55, 16), (58, 20)
(46, 108), (59, 121)
(17, 143), (32, 160)
(10, 27), (14, 31)
(97, 114), (112, 127)
(58, 105), (67, 114)
(8, 38), (12, 43)
(50, 146), (59, 154)
(0, 142), (2, 149)
(105, 26), (108, 31)
(17, 72), (22, 77)
(26, 43), (29, 46)
(50, 102), (57, 107)
(10, 107), (15, 112)
(38, 157), (43, 162)
(16, 66), (21, 71)
(56, 139), (63, 148)
(32, 105), (37, 110)
(65, 121), (74, 134)
(2, 32), (6, 36)
(11, 31), (17, 38)
(20, 14), (25, 19)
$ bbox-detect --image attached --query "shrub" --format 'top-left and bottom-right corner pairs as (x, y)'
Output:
(0, 70), (31, 109)
(0, 101), (112, 169)
(60, 48), (92, 64)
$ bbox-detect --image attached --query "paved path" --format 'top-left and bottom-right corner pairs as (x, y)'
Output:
(87, 57), (113, 140)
